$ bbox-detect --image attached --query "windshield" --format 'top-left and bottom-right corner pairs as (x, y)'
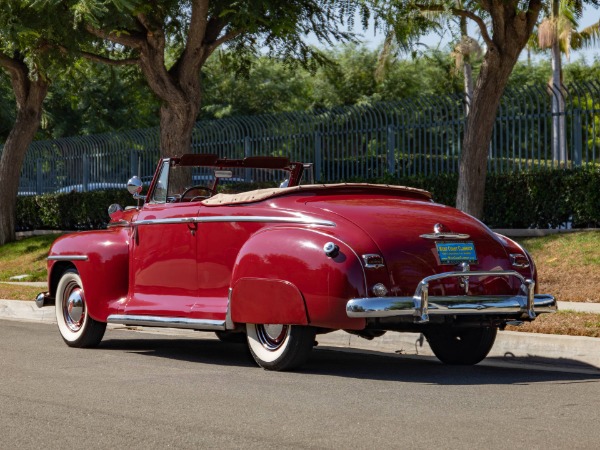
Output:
(150, 161), (297, 204)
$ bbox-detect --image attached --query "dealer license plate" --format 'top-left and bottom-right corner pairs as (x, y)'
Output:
(436, 241), (477, 264)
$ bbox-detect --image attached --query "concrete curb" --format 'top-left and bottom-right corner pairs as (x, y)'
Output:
(316, 329), (600, 372)
(2, 299), (599, 373)
(0, 299), (57, 323)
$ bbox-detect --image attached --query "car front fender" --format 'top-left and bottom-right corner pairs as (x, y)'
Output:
(48, 228), (130, 322)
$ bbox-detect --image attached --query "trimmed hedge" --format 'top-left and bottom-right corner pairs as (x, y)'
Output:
(384, 169), (600, 229)
(15, 168), (600, 231)
(16, 190), (135, 231)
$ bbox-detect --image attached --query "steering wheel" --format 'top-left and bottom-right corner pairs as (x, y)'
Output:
(180, 185), (214, 202)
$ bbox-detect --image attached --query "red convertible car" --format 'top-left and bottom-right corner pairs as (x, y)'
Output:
(37, 154), (556, 370)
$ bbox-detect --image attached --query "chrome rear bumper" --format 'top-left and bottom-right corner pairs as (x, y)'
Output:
(346, 270), (557, 323)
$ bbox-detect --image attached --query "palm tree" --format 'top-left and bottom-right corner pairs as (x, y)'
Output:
(537, 0), (600, 164)
(374, 1), (482, 116)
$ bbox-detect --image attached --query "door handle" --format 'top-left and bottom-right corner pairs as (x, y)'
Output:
(187, 221), (198, 236)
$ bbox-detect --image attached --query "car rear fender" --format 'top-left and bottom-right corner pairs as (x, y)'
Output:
(48, 228), (130, 322)
(230, 227), (367, 330)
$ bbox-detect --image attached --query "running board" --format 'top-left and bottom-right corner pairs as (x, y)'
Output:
(107, 314), (226, 331)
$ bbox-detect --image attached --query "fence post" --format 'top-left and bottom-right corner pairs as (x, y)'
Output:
(244, 136), (251, 182)
(314, 132), (322, 183)
(82, 155), (90, 192)
(573, 109), (582, 167)
(387, 125), (395, 176)
(36, 158), (43, 195)
(130, 150), (139, 178)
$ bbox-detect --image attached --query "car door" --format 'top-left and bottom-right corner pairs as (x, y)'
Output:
(125, 161), (199, 317)
(189, 208), (263, 322)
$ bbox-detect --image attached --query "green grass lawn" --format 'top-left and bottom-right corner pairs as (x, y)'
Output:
(0, 234), (61, 282)
(517, 231), (600, 303)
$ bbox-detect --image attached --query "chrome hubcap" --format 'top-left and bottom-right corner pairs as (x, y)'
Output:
(63, 283), (85, 332)
(256, 324), (289, 351)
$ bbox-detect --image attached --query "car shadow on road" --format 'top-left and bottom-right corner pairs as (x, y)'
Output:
(98, 329), (600, 385)
(99, 331), (257, 368)
(307, 347), (600, 385)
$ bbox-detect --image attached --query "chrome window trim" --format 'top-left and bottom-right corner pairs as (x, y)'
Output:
(107, 314), (226, 331)
(47, 255), (89, 261)
(135, 216), (336, 227)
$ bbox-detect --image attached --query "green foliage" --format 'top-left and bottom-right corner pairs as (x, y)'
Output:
(16, 190), (135, 231)
(40, 60), (159, 139)
(356, 169), (600, 229)
(0, 76), (15, 140)
(563, 57), (600, 83)
(3, 42), (600, 142)
(43, 0), (355, 70)
(201, 55), (313, 118)
(16, 169), (600, 230)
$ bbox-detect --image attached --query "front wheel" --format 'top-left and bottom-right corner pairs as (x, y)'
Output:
(55, 269), (106, 348)
(246, 324), (316, 371)
(426, 326), (497, 365)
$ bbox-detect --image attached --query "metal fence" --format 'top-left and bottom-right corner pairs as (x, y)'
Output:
(12, 81), (600, 194)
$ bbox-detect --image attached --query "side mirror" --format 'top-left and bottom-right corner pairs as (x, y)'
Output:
(127, 176), (143, 196)
(127, 176), (146, 206)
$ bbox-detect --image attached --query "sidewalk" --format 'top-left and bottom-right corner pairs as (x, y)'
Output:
(1, 298), (599, 373)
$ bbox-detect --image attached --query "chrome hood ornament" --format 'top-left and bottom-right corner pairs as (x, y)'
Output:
(420, 223), (470, 240)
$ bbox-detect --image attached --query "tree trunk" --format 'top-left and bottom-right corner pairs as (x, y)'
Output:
(455, 0), (542, 218)
(159, 96), (202, 158)
(135, 27), (205, 160)
(0, 78), (48, 245)
(551, 36), (566, 164)
(463, 62), (474, 116)
(456, 50), (521, 218)
(459, 15), (474, 116)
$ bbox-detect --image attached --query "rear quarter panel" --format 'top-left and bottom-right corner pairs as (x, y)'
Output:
(230, 227), (367, 330)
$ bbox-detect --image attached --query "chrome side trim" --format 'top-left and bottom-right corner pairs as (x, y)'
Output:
(107, 314), (226, 331)
(135, 217), (196, 226)
(346, 270), (557, 323)
(47, 255), (89, 261)
(107, 220), (131, 228)
(135, 216), (336, 227)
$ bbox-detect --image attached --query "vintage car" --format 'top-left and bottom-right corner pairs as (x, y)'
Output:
(37, 154), (556, 371)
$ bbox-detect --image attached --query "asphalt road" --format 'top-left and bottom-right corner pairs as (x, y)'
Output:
(1, 320), (599, 449)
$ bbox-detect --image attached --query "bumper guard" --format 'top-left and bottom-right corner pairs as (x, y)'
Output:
(346, 270), (557, 324)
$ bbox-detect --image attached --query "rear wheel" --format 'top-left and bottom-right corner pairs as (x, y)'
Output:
(55, 269), (106, 348)
(246, 323), (316, 371)
(426, 326), (497, 365)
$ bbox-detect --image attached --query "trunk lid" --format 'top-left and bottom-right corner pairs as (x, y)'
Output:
(306, 195), (518, 296)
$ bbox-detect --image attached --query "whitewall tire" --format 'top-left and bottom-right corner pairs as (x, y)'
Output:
(246, 323), (316, 371)
(55, 269), (106, 348)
